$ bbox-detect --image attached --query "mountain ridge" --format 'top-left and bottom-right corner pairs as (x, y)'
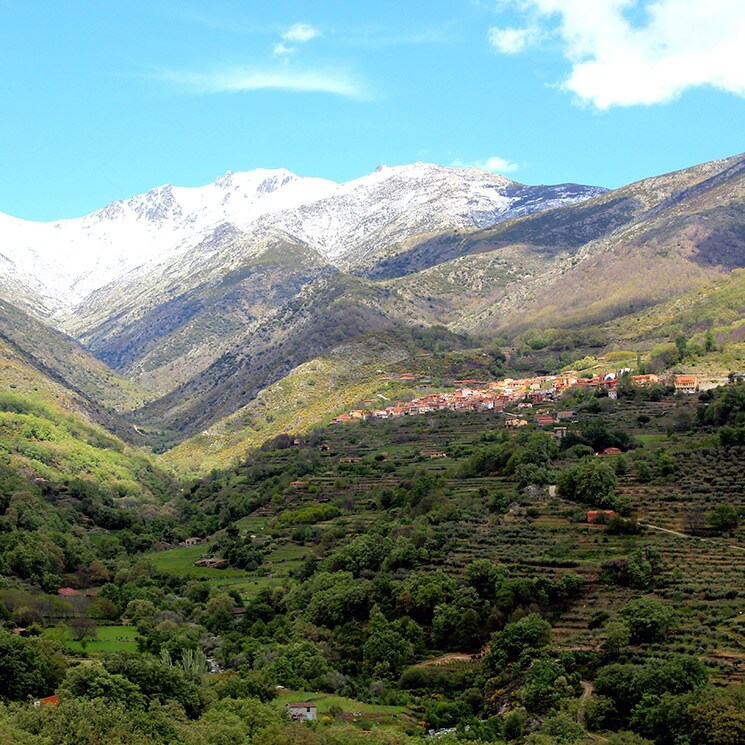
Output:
(0, 163), (605, 317)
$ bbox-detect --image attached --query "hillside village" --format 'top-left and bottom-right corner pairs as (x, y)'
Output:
(332, 369), (732, 428)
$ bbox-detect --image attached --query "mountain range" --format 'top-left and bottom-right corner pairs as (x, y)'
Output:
(0, 163), (604, 317)
(1, 154), (744, 469)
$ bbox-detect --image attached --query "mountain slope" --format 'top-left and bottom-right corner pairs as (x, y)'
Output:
(128, 274), (437, 446)
(0, 298), (152, 439)
(67, 227), (336, 395)
(371, 153), (745, 335)
(0, 334), (174, 500)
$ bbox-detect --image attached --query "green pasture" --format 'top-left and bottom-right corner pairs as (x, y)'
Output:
(235, 515), (270, 534)
(274, 689), (415, 728)
(142, 545), (248, 579)
(635, 433), (669, 447)
(45, 624), (139, 654)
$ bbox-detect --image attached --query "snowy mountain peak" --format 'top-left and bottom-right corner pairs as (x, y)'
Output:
(128, 184), (182, 223)
(0, 164), (606, 316)
(214, 167), (300, 193)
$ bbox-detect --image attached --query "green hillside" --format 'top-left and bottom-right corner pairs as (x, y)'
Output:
(0, 297), (151, 413)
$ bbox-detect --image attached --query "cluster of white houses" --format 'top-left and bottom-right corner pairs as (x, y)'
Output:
(332, 371), (709, 426)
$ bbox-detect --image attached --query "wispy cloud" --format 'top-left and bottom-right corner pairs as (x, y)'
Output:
(274, 22), (321, 56)
(341, 26), (454, 48)
(489, 0), (745, 109)
(160, 66), (367, 99)
(451, 155), (519, 173)
(273, 42), (295, 57)
(488, 25), (541, 54)
(282, 23), (320, 43)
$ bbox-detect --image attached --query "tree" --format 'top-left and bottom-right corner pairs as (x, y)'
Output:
(59, 663), (145, 709)
(619, 597), (677, 643)
(707, 503), (739, 532)
(486, 613), (551, 667)
(519, 658), (573, 714)
(0, 630), (66, 700)
(675, 334), (690, 361)
(103, 653), (204, 718)
(704, 328), (717, 353)
(68, 616), (96, 641)
(362, 610), (414, 676)
(465, 559), (501, 597)
(557, 459), (617, 507)
(602, 621), (631, 656)
(503, 710), (524, 741)
(686, 684), (745, 745)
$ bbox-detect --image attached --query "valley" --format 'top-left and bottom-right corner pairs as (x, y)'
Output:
(0, 154), (744, 745)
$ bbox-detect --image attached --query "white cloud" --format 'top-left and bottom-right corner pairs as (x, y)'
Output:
(452, 155), (519, 173)
(160, 67), (366, 99)
(282, 23), (320, 43)
(273, 42), (295, 57)
(488, 25), (541, 54)
(491, 0), (745, 108)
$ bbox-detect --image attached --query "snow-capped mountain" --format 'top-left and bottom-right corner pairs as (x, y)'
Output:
(0, 163), (605, 317)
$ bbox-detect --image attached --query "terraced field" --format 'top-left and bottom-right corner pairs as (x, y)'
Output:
(214, 397), (743, 682)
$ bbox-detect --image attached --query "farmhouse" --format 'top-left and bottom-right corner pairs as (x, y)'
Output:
(587, 510), (617, 523)
(33, 695), (60, 708)
(505, 417), (528, 428)
(287, 702), (317, 721)
(631, 374), (659, 387)
(535, 414), (556, 425)
(674, 375), (698, 394)
(194, 557), (228, 568)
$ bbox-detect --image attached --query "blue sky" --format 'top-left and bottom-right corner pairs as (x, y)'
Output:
(2, 0), (744, 221)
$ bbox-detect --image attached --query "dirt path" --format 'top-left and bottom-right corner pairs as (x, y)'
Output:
(645, 523), (745, 553)
(418, 653), (478, 666)
(644, 523), (696, 539)
(577, 681), (593, 723)
(578, 681), (609, 742)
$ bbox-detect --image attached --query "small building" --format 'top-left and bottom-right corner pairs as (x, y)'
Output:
(535, 414), (556, 426)
(57, 587), (80, 598)
(34, 695), (60, 708)
(674, 375), (698, 394)
(631, 374), (659, 387)
(194, 557), (228, 568)
(505, 417), (528, 428)
(600, 447), (622, 456)
(587, 510), (617, 524)
(556, 410), (576, 420)
(182, 537), (202, 547)
(287, 702), (317, 721)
